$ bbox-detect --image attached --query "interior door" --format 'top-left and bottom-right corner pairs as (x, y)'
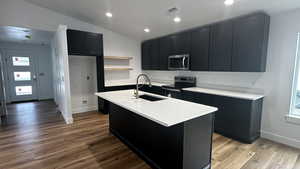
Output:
(6, 51), (38, 102)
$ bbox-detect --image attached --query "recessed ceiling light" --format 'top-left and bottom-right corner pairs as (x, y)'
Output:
(174, 17), (181, 23)
(224, 0), (234, 6)
(106, 12), (113, 18)
(144, 28), (150, 33)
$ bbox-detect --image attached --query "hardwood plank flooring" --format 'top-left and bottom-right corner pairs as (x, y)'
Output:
(0, 101), (299, 169)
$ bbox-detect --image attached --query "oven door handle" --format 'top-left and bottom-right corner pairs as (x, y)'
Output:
(161, 87), (181, 92)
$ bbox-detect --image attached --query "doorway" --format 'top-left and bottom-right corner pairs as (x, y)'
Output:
(6, 51), (38, 102)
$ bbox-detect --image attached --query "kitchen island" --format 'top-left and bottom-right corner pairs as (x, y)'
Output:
(95, 90), (218, 169)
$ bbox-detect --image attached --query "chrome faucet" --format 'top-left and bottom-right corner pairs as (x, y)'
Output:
(135, 74), (152, 99)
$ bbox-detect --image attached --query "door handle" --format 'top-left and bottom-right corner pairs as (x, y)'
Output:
(33, 75), (37, 80)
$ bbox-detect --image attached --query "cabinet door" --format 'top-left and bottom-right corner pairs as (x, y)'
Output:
(182, 91), (212, 106)
(190, 27), (210, 71)
(159, 37), (172, 70)
(150, 39), (160, 70)
(67, 30), (85, 55)
(212, 96), (252, 142)
(209, 21), (233, 71)
(141, 41), (152, 70)
(232, 13), (270, 72)
(83, 32), (102, 56)
(170, 32), (191, 55)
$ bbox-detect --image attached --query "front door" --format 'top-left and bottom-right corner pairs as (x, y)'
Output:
(6, 51), (38, 102)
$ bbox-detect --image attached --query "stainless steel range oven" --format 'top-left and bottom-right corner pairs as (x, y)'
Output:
(161, 76), (196, 99)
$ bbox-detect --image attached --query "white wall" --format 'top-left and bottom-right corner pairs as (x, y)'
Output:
(51, 25), (72, 124)
(0, 41), (54, 102)
(69, 55), (97, 114)
(0, 0), (141, 84)
(144, 9), (300, 149)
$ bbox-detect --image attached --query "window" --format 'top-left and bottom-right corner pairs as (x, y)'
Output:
(14, 72), (31, 81)
(12, 56), (30, 66)
(15, 86), (32, 96)
(290, 33), (300, 117)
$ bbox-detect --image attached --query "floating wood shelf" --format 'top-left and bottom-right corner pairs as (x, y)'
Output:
(104, 67), (133, 71)
(104, 56), (133, 60)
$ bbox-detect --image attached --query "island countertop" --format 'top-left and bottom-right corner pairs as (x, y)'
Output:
(95, 90), (218, 127)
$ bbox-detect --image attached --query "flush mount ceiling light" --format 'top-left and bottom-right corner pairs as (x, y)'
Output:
(174, 17), (181, 23)
(224, 0), (234, 6)
(105, 12), (113, 18)
(144, 28), (150, 33)
(168, 7), (182, 23)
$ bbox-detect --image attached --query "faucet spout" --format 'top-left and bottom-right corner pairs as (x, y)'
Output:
(135, 74), (152, 99)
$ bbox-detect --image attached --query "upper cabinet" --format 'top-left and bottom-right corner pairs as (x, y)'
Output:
(141, 39), (160, 70)
(231, 13), (270, 72)
(67, 29), (103, 56)
(169, 31), (191, 55)
(209, 21), (233, 71)
(190, 26), (210, 71)
(159, 36), (172, 70)
(141, 12), (270, 72)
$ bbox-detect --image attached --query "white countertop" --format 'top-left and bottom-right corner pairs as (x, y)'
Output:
(105, 80), (168, 87)
(183, 87), (264, 100)
(95, 90), (218, 127)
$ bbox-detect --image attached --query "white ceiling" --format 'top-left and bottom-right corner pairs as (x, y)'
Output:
(25, 0), (300, 40)
(0, 26), (54, 45)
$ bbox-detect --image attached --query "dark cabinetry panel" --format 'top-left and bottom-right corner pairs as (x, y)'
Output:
(141, 12), (270, 72)
(169, 32), (191, 55)
(190, 27), (210, 71)
(159, 36), (172, 70)
(67, 29), (102, 56)
(182, 90), (263, 143)
(232, 13), (270, 72)
(140, 85), (165, 96)
(209, 21), (233, 71)
(141, 41), (151, 70)
(109, 102), (213, 169)
(141, 39), (160, 70)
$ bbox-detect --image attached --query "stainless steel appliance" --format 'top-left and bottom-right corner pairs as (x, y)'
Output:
(168, 54), (190, 70)
(161, 76), (196, 99)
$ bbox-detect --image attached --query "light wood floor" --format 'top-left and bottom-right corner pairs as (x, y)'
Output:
(0, 101), (299, 169)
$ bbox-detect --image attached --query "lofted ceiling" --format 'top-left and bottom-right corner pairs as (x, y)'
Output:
(0, 26), (54, 45)
(25, 0), (300, 40)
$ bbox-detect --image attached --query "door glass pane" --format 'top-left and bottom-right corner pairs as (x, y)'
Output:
(15, 86), (32, 96)
(14, 72), (31, 81)
(12, 56), (30, 66)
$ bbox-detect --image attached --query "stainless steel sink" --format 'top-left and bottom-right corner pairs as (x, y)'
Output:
(139, 94), (166, 102)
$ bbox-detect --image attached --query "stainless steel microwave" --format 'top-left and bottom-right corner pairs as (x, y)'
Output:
(168, 54), (189, 70)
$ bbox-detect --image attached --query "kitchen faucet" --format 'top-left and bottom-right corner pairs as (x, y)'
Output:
(135, 74), (152, 99)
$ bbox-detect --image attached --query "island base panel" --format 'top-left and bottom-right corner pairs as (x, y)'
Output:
(108, 102), (214, 169)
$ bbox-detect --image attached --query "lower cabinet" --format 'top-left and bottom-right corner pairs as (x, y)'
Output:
(140, 86), (165, 96)
(182, 90), (263, 143)
(109, 102), (214, 169)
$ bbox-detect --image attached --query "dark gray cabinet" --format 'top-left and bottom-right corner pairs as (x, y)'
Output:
(141, 12), (270, 72)
(232, 13), (270, 72)
(108, 102), (214, 169)
(190, 27), (210, 71)
(141, 39), (160, 70)
(141, 41), (152, 70)
(209, 21), (233, 71)
(169, 31), (191, 55)
(159, 36), (172, 70)
(182, 90), (263, 143)
(67, 29), (102, 56)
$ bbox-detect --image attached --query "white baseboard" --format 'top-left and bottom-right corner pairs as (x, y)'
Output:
(72, 105), (98, 114)
(261, 130), (300, 149)
(61, 111), (73, 124)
